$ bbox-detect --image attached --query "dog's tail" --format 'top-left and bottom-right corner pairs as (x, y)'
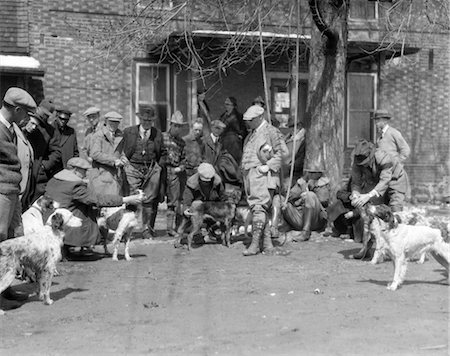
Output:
(431, 237), (450, 271)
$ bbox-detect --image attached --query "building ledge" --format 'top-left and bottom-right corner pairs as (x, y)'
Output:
(0, 55), (45, 76)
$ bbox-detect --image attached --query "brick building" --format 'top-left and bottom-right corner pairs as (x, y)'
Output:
(1, 0), (448, 200)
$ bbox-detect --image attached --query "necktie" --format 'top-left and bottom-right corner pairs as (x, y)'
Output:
(142, 129), (149, 155)
(10, 126), (17, 145)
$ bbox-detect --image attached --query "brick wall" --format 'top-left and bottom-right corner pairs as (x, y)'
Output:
(380, 32), (450, 199)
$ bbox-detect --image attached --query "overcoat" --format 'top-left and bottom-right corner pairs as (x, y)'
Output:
(52, 121), (79, 168)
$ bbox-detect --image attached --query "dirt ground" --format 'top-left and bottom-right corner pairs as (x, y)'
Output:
(0, 209), (448, 356)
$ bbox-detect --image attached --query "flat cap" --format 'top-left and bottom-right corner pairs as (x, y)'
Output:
(372, 109), (391, 120)
(67, 157), (92, 170)
(104, 111), (123, 121)
(243, 105), (265, 120)
(56, 106), (72, 120)
(198, 163), (215, 181)
(170, 110), (188, 125)
(83, 106), (100, 117)
(353, 139), (375, 166)
(211, 119), (226, 129)
(3, 87), (37, 114)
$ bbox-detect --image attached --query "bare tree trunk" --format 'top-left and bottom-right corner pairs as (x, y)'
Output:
(305, 0), (348, 194)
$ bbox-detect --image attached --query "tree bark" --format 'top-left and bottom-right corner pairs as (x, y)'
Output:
(305, 0), (348, 194)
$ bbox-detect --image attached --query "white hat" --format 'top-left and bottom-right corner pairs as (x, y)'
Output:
(243, 105), (265, 120)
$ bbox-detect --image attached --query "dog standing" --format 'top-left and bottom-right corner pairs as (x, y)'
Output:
(184, 200), (236, 251)
(0, 209), (82, 313)
(367, 204), (449, 291)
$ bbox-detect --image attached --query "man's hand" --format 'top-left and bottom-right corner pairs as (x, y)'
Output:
(173, 167), (182, 173)
(351, 193), (370, 208)
(258, 165), (270, 174)
(344, 211), (354, 219)
(114, 159), (124, 168)
(123, 192), (144, 205)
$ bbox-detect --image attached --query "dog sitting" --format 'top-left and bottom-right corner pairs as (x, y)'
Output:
(0, 209), (82, 312)
(184, 200), (236, 251)
(22, 195), (59, 235)
(367, 204), (449, 291)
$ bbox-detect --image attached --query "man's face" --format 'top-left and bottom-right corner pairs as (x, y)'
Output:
(224, 98), (234, 113)
(192, 123), (203, 139)
(12, 106), (30, 124)
(211, 125), (224, 137)
(86, 113), (100, 128)
(374, 118), (388, 132)
(106, 119), (120, 132)
(24, 116), (40, 133)
(170, 123), (183, 137)
(245, 116), (262, 130)
(57, 112), (71, 128)
(138, 111), (155, 130)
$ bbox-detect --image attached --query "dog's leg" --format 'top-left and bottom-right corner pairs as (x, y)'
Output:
(99, 225), (109, 255)
(370, 248), (383, 265)
(124, 230), (132, 261)
(0, 266), (17, 295)
(430, 240), (450, 271)
(387, 254), (406, 291)
(39, 269), (54, 305)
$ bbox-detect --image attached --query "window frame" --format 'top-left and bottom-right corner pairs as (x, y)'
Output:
(349, 0), (379, 21)
(345, 72), (377, 148)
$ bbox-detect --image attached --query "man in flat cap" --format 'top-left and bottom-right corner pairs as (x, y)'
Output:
(45, 157), (143, 258)
(203, 119), (225, 166)
(241, 105), (288, 256)
(81, 106), (101, 163)
(53, 106), (79, 168)
(116, 105), (166, 239)
(161, 111), (188, 236)
(90, 111), (125, 196)
(23, 98), (62, 204)
(175, 162), (227, 246)
(350, 138), (408, 259)
(0, 87), (37, 307)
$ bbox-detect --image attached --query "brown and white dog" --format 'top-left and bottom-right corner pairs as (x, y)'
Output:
(0, 209), (82, 312)
(22, 195), (59, 235)
(184, 200), (236, 251)
(367, 204), (449, 291)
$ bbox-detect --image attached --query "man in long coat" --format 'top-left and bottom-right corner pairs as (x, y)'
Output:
(241, 105), (287, 256)
(53, 106), (79, 169)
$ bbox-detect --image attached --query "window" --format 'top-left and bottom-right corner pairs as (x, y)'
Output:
(350, 0), (378, 20)
(135, 62), (171, 131)
(267, 72), (308, 127)
(346, 73), (377, 147)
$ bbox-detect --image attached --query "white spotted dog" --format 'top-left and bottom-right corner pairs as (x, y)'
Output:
(0, 209), (82, 311)
(22, 195), (59, 235)
(367, 204), (449, 291)
(97, 190), (144, 261)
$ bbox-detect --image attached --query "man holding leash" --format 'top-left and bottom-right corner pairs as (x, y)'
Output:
(241, 105), (287, 256)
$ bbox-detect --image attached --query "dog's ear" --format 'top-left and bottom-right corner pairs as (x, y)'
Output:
(386, 211), (398, 230)
(50, 213), (65, 231)
(394, 214), (402, 224)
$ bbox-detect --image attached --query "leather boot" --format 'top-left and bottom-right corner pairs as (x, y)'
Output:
(243, 222), (263, 256)
(353, 228), (374, 259)
(166, 210), (177, 236)
(262, 223), (274, 253)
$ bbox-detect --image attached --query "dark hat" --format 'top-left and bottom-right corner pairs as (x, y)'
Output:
(104, 111), (123, 122)
(372, 110), (391, 120)
(136, 105), (157, 118)
(56, 106), (72, 120)
(38, 99), (55, 117)
(67, 157), (92, 170)
(252, 95), (265, 107)
(353, 139), (375, 166)
(3, 87), (37, 114)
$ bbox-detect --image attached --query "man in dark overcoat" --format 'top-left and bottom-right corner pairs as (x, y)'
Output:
(53, 106), (79, 169)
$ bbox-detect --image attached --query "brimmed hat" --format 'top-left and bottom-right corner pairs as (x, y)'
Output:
(56, 106), (72, 120)
(372, 110), (391, 120)
(353, 139), (375, 166)
(211, 119), (226, 129)
(252, 95), (265, 107)
(170, 111), (188, 125)
(198, 163), (215, 181)
(38, 99), (55, 117)
(67, 157), (92, 170)
(104, 111), (123, 122)
(83, 106), (100, 117)
(3, 87), (37, 115)
(243, 105), (265, 121)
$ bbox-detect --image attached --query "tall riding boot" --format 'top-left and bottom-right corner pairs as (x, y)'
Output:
(243, 222), (264, 256)
(262, 223), (274, 253)
(297, 207), (312, 242)
(353, 223), (373, 259)
(142, 207), (156, 239)
(166, 209), (177, 236)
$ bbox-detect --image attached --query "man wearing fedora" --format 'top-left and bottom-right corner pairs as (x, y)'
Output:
(53, 106), (79, 169)
(372, 109), (410, 163)
(161, 111), (188, 236)
(90, 111), (125, 196)
(241, 105), (288, 256)
(117, 105), (165, 239)
(350, 139), (408, 259)
(23, 98), (62, 204)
